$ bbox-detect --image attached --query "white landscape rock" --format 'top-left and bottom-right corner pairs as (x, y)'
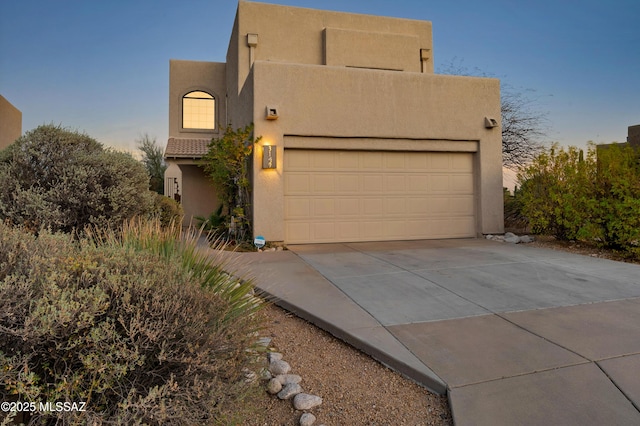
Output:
(504, 232), (520, 244)
(293, 393), (323, 411)
(269, 359), (291, 375)
(275, 374), (302, 385)
(277, 383), (303, 400)
(299, 412), (316, 426)
(267, 378), (283, 394)
(262, 346), (324, 424)
(486, 233), (534, 244)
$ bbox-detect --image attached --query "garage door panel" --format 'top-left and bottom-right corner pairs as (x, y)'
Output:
(312, 175), (335, 192)
(336, 198), (360, 216)
(384, 197), (407, 215)
(453, 217), (476, 235)
(312, 198), (335, 216)
(363, 198), (383, 215)
(336, 174), (359, 192)
(284, 150), (308, 170)
(362, 175), (384, 193)
(407, 153), (429, 170)
(429, 152), (452, 170)
(360, 221), (385, 238)
(336, 222), (361, 239)
(429, 197), (452, 215)
(451, 175), (474, 193)
(451, 197), (475, 214)
(385, 175), (406, 192)
(284, 150), (475, 243)
(408, 175), (430, 192)
(452, 154), (474, 170)
(407, 197), (430, 214)
(284, 173), (310, 193)
(384, 220), (407, 238)
(431, 175), (452, 192)
(287, 222), (310, 240)
(311, 151), (336, 168)
(285, 198), (310, 218)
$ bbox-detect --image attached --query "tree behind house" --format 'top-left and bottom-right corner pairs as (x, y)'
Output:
(438, 59), (548, 170)
(137, 133), (167, 194)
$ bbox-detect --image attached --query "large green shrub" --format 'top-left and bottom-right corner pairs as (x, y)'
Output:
(0, 124), (155, 234)
(518, 142), (640, 257)
(517, 143), (597, 241)
(152, 193), (184, 227)
(0, 220), (263, 425)
(592, 143), (640, 255)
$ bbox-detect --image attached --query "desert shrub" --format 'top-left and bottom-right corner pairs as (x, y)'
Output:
(152, 193), (184, 227)
(517, 143), (597, 241)
(591, 143), (640, 255)
(518, 142), (640, 258)
(0, 124), (155, 234)
(0, 220), (263, 425)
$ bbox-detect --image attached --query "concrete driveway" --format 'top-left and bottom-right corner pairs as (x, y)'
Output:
(219, 238), (640, 425)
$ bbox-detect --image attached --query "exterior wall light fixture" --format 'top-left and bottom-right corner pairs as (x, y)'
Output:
(262, 145), (277, 169)
(266, 105), (279, 120)
(484, 117), (498, 128)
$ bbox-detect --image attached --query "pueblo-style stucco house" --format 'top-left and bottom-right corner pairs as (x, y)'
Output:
(0, 95), (22, 151)
(628, 125), (640, 146)
(164, 1), (504, 244)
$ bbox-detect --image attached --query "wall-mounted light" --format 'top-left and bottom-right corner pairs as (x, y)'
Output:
(484, 117), (498, 128)
(262, 145), (277, 169)
(247, 33), (258, 47)
(266, 106), (279, 120)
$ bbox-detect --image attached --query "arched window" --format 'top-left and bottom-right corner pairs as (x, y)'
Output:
(182, 91), (215, 130)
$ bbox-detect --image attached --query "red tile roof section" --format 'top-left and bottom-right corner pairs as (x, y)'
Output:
(164, 137), (210, 158)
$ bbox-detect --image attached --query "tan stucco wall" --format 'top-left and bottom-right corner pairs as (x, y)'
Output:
(249, 61), (504, 241)
(231, 1), (433, 95)
(168, 60), (227, 138)
(0, 95), (22, 150)
(178, 164), (220, 227)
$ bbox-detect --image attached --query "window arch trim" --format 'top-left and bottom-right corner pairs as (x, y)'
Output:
(182, 90), (216, 130)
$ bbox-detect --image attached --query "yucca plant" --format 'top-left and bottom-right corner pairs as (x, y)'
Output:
(86, 217), (264, 324)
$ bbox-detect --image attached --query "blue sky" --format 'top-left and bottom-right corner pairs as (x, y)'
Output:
(1, 0), (639, 155)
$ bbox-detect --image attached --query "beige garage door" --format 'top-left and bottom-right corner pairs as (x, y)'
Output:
(284, 150), (476, 244)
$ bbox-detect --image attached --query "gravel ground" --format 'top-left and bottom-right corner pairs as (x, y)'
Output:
(246, 304), (452, 426)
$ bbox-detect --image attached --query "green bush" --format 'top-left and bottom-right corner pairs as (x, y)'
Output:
(200, 124), (261, 241)
(152, 193), (184, 227)
(518, 142), (640, 257)
(0, 220), (263, 425)
(195, 205), (226, 235)
(592, 144), (640, 255)
(517, 143), (597, 241)
(0, 124), (155, 234)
